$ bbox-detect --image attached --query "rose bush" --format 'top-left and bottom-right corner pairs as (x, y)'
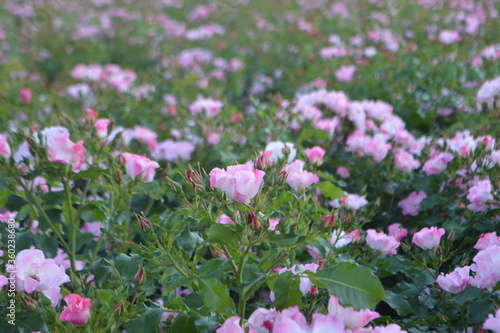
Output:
(0, 0), (499, 332)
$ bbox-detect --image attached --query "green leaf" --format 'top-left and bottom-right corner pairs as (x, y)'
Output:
(273, 271), (302, 310)
(170, 312), (199, 333)
(206, 224), (238, 247)
(114, 253), (143, 285)
(317, 182), (345, 200)
(16, 312), (49, 333)
(173, 229), (203, 256)
(198, 278), (235, 313)
(33, 234), (58, 258)
(311, 263), (385, 309)
(0, 187), (10, 207)
(123, 307), (163, 333)
(15, 230), (34, 253)
(198, 258), (228, 279)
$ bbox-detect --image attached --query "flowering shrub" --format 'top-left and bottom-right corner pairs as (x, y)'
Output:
(0, 0), (499, 332)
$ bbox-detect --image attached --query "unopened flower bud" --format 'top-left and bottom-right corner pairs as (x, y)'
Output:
(114, 303), (125, 315)
(134, 266), (146, 285)
(23, 296), (37, 311)
(322, 213), (336, 227)
(115, 169), (123, 182)
(186, 170), (204, 192)
(247, 212), (260, 229)
(256, 151), (273, 170)
(137, 214), (152, 232)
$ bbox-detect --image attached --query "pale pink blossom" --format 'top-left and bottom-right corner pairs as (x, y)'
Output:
(336, 166), (350, 178)
(268, 218), (280, 231)
(471, 245), (500, 290)
(284, 160), (319, 191)
(364, 134), (391, 162)
(0, 134), (11, 157)
(327, 295), (380, 330)
(265, 141), (297, 163)
(14, 249), (70, 306)
(189, 97), (223, 117)
(121, 126), (158, 150)
(209, 162), (265, 204)
(412, 227), (445, 250)
(216, 316), (245, 333)
(388, 223), (408, 242)
(366, 229), (400, 255)
(94, 119), (111, 139)
(394, 149), (420, 173)
(483, 308), (500, 333)
(121, 153), (160, 182)
(474, 232), (500, 251)
(151, 140), (195, 162)
(398, 191), (427, 216)
(0, 275), (8, 291)
(438, 30), (460, 44)
(436, 266), (472, 293)
(207, 133), (221, 146)
(335, 65), (356, 82)
(466, 179), (493, 212)
(304, 146), (326, 164)
(216, 214), (234, 224)
(422, 152), (454, 175)
(46, 132), (86, 172)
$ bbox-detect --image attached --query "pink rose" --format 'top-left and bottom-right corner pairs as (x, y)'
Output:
(394, 148), (420, 173)
(473, 232), (500, 251)
(335, 65), (356, 82)
(121, 126), (158, 150)
(327, 295), (380, 330)
(422, 152), (453, 175)
(483, 308), (500, 333)
(284, 160), (319, 191)
(94, 119), (111, 139)
(216, 214), (235, 224)
(14, 249), (70, 306)
(46, 132), (86, 172)
(60, 294), (91, 326)
(216, 316), (244, 333)
(397, 191), (427, 216)
(0, 134), (11, 157)
(471, 245), (500, 290)
(209, 162), (265, 204)
(366, 229), (400, 255)
(151, 140), (195, 162)
(189, 97), (224, 117)
(20, 88), (32, 103)
(265, 141), (297, 163)
(121, 153), (160, 182)
(0, 275), (8, 291)
(388, 223), (408, 242)
(438, 30), (460, 44)
(268, 218), (280, 231)
(466, 179), (493, 212)
(364, 134), (392, 162)
(412, 227), (445, 250)
(436, 266), (472, 293)
(304, 146), (326, 164)
(336, 166), (350, 178)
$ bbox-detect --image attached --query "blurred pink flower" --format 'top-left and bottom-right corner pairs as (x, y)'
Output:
(151, 139), (195, 162)
(388, 223), (408, 242)
(284, 160), (319, 191)
(46, 132), (86, 172)
(483, 308), (500, 333)
(20, 88), (32, 103)
(304, 146), (326, 164)
(422, 152), (453, 175)
(474, 232), (500, 251)
(0, 134), (11, 157)
(398, 191), (427, 216)
(471, 245), (500, 290)
(466, 179), (493, 212)
(394, 149), (420, 173)
(335, 65), (356, 82)
(438, 30), (460, 44)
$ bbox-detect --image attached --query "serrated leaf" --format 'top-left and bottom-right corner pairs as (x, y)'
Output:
(273, 271), (302, 310)
(33, 233), (58, 258)
(311, 263), (385, 309)
(170, 312), (199, 333)
(317, 182), (345, 200)
(114, 253), (143, 285)
(123, 308), (162, 333)
(198, 278), (235, 313)
(206, 224), (237, 247)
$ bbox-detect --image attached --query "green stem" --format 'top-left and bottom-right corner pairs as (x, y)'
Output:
(63, 177), (77, 273)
